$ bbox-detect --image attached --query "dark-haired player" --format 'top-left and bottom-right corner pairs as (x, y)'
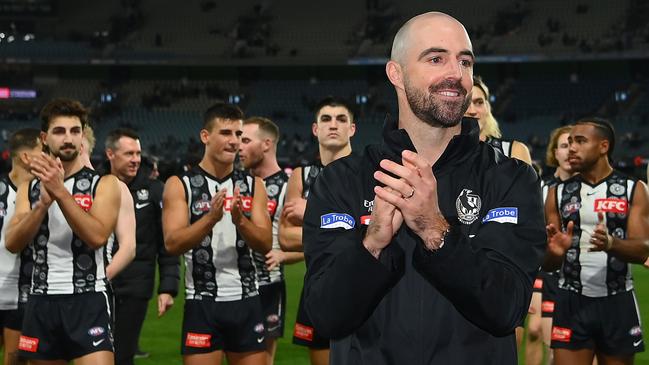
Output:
(6, 98), (121, 365)
(545, 118), (649, 365)
(163, 103), (272, 365)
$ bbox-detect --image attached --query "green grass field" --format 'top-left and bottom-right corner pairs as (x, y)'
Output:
(135, 264), (649, 365)
(135, 262), (310, 365)
(2, 263), (648, 364)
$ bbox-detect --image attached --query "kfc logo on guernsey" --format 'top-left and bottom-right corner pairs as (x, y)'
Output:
(224, 196), (253, 212)
(482, 207), (518, 224)
(73, 194), (92, 212)
(594, 198), (628, 214)
(320, 213), (355, 230)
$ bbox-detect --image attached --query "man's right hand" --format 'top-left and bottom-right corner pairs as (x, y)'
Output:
(363, 188), (403, 259)
(546, 221), (574, 257)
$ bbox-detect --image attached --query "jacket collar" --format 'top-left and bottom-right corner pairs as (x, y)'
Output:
(380, 116), (481, 172)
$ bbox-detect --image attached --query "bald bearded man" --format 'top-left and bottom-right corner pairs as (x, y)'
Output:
(301, 12), (546, 364)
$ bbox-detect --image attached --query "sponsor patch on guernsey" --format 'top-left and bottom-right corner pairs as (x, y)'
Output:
(320, 213), (355, 230)
(482, 207), (518, 224)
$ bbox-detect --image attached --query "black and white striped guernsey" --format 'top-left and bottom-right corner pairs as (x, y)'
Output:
(180, 166), (259, 301)
(0, 176), (32, 309)
(251, 170), (288, 286)
(28, 167), (107, 295)
(301, 164), (323, 200)
(486, 137), (513, 158)
(556, 171), (636, 297)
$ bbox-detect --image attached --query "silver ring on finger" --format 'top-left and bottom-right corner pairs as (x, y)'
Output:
(404, 187), (415, 200)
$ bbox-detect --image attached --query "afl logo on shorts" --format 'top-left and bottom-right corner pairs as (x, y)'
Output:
(88, 326), (105, 337)
(456, 189), (481, 225)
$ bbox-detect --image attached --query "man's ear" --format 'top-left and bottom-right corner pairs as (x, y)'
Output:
(600, 139), (610, 157)
(312, 122), (318, 137)
(386, 60), (404, 90)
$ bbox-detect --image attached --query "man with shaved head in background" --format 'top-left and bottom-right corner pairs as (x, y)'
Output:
(301, 12), (546, 364)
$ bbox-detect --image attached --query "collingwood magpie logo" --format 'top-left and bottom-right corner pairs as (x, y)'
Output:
(456, 189), (481, 224)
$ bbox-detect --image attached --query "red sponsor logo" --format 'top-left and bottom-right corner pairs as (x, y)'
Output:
(293, 323), (314, 341)
(551, 326), (572, 342)
(224, 196), (253, 212)
(533, 278), (543, 290)
(185, 332), (211, 348)
(18, 336), (39, 352)
(542, 301), (555, 314)
(594, 198), (628, 214)
(267, 200), (278, 215)
(360, 215), (371, 226)
(73, 194), (92, 212)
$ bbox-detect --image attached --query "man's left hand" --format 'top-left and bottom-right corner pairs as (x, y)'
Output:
(589, 212), (613, 252)
(157, 293), (174, 317)
(373, 150), (449, 250)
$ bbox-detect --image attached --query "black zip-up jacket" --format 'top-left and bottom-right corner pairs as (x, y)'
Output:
(111, 170), (180, 299)
(302, 118), (546, 364)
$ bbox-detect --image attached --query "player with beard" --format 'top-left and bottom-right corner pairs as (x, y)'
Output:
(544, 118), (649, 365)
(278, 97), (356, 365)
(238, 116), (304, 365)
(301, 12), (546, 364)
(0, 129), (41, 365)
(6, 98), (121, 365)
(163, 103), (272, 365)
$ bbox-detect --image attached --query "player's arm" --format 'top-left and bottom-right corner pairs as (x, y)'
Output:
(278, 168), (305, 252)
(106, 181), (136, 280)
(601, 181), (649, 263)
(541, 186), (570, 271)
(265, 250), (304, 270)
(163, 176), (224, 256)
(232, 177), (272, 254)
(511, 140), (532, 165)
(54, 174), (121, 249)
(5, 181), (50, 253)
(153, 180), (179, 297)
(281, 251), (305, 264)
